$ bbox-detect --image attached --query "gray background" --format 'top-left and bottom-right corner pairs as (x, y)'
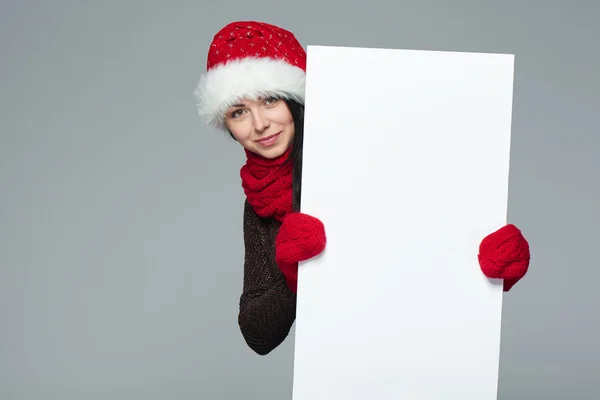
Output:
(1, 1), (598, 399)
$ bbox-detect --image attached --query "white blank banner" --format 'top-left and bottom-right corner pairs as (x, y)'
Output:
(293, 45), (515, 400)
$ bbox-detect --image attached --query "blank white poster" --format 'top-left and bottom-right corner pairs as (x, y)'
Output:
(292, 45), (515, 400)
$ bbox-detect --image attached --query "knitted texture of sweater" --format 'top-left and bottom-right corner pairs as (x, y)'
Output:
(238, 200), (296, 355)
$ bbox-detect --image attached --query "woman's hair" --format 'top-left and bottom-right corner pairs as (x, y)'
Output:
(285, 98), (304, 213)
(226, 97), (305, 212)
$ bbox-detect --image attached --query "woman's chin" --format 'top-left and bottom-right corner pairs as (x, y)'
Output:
(254, 144), (289, 159)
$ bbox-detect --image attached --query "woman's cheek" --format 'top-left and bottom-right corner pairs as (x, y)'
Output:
(229, 123), (251, 142)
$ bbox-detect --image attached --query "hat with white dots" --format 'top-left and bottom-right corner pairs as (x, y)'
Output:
(194, 21), (307, 131)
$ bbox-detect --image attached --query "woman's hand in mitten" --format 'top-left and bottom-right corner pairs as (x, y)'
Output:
(478, 224), (530, 292)
(275, 212), (326, 292)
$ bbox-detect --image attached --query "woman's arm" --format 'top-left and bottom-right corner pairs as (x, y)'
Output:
(238, 200), (297, 355)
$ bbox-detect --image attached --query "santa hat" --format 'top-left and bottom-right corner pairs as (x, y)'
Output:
(194, 21), (307, 131)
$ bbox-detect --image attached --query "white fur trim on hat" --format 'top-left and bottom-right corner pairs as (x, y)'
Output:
(193, 57), (306, 131)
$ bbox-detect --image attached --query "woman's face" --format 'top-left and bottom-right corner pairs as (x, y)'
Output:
(224, 96), (294, 159)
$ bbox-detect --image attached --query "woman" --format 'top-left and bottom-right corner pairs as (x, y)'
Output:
(194, 21), (531, 356)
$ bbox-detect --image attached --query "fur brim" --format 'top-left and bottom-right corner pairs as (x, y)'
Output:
(193, 57), (306, 131)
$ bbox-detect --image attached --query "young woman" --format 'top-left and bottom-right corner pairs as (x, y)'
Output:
(194, 21), (531, 356)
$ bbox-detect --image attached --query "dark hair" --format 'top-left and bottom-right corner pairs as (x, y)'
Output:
(285, 98), (304, 213)
(226, 97), (305, 212)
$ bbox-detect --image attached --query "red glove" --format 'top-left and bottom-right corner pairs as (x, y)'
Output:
(478, 224), (530, 292)
(275, 212), (326, 292)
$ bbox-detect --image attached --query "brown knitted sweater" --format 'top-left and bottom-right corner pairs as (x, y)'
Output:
(238, 199), (297, 355)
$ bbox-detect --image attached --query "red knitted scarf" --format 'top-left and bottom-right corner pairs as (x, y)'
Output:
(240, 148), (293, 222)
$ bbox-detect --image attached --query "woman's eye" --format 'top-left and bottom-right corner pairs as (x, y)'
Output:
(266, 97), (277, 105)
(231, 110), (243, 118)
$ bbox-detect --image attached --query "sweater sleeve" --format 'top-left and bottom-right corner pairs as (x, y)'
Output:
(238, 200), (297, 355)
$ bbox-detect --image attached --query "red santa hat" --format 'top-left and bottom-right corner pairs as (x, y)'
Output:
(194, 21), (307, 131)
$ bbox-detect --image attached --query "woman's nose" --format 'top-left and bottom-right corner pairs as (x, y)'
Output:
(253, 112), (270, 132)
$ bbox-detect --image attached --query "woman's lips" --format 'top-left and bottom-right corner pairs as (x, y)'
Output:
(256, 132), (281, 147)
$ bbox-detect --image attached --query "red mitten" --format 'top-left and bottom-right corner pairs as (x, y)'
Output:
(478, 224), (530, 292)
(275, 212), (327, 292)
